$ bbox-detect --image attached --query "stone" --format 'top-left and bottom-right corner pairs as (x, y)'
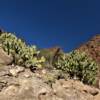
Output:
(52, 80), (94, 100)
(0, 48), (13, 65)
(1, 85), (19, 96)
(9, 66), (25, 77)
(24, 73), (31, 78)
(9, 69), (17, 77)
(41, 69), (47, 74)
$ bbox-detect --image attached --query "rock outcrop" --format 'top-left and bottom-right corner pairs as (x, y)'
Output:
(0, 64), (99, 100)
(0, 48), (13, 65)
(77, 34), (100, 65)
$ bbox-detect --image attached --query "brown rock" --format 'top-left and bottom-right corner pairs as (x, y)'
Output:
(77, 34), (100, 65)
(9, 66), (25, 77)
(94, 93), (100, 100)
(52, 80), (94, 100)
(0, 48), (13, 65)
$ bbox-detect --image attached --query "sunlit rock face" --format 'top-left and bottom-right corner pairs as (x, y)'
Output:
(0, 48), (13, 65)
(77, 34), (100, 65)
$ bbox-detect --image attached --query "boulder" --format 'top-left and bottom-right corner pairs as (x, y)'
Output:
(0, 48), (13, 65)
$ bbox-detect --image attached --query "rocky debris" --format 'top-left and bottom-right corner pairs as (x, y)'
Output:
(0, 66), (99, 100)
(0, 80), (7, 91)
(0, 48), (13, 65)
(23, 71), (32, 78)
(34, 69), (69, 84)
(57, 79), (99, 96)
(0, 74), (52, 100)
(0, 65), (11, 77)
(9, 66), (25, 77)
(52, 80), (98, 100)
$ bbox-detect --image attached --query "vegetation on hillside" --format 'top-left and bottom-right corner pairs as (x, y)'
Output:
(0, 33), (45, 68)
(0, 32), (98, 85)
(77, 34), (100, 65)
(54, 50), (98, 85)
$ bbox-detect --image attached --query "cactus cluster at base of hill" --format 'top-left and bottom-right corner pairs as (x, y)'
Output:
(54, 50), (98, 85)
(0, 33), (45, 68)
(0, 32), (99, 86)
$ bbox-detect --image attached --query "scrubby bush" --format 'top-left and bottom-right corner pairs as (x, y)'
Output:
(40, 47), (63, 70)
(0, 33), (45, 68)
(54, 50), (98, 85)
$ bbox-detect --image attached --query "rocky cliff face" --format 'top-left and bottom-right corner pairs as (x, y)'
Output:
(77, 34), (100, 65)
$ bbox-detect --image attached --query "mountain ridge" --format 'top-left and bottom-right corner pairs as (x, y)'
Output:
(76, 34), (100, 65)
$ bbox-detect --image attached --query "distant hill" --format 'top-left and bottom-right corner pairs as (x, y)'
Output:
(76, 34), (100, 65)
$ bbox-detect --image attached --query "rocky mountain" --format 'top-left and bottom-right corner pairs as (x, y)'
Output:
(77, 34), (100, 65)
(0, 32), (99, 100)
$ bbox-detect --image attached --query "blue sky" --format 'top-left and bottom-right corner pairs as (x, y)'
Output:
(0, 0), (99, 52)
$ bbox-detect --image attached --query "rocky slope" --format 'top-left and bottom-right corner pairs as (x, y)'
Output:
(0, 51), (99, 100)
(0, 33), (99, 100)
(77, 34), (100, 65)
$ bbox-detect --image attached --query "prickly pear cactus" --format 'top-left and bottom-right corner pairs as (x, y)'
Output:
(54, 50), (98, 85)
(0, 33), (45, 68)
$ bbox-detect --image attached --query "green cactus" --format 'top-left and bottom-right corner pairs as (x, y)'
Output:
(54, 50), (98, 85)
(0, 32), (45, 69)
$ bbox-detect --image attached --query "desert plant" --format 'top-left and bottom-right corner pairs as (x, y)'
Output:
(54, 50), (98, 85)
(40, 47), (63, 70)
(0, 32), (45, 68)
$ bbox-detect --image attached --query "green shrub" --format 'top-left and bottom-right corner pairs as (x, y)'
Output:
(54, 50), (98, 85)
(0, 33), (45, 68)
(40, 48), (63, 70)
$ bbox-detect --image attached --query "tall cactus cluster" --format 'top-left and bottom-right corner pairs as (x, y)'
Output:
(0, 33), (45, 68)
(54, 50), (98, 85)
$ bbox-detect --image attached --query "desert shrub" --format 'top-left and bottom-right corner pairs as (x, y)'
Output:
(54, 50), (98, 85)
(0, 33), (45, 68)
(40, 48), (63, 70)
(40, 49), (53, 65)
(43, 73), (56, 87)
